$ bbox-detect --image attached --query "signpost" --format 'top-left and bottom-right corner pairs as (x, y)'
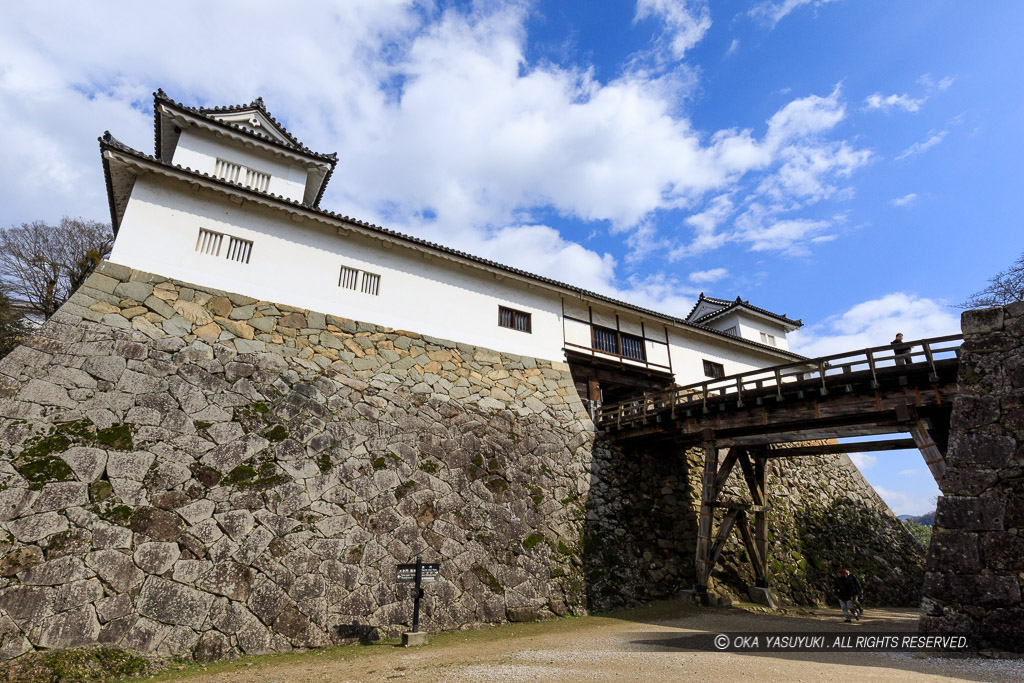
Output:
(397, 556), (439, 646)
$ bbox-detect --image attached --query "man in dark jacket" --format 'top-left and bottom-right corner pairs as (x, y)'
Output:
(834, 568), (863, 622)
(892, 333), (912, 366)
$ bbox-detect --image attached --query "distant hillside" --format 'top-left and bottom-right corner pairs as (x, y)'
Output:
(899, 511), (935, 526)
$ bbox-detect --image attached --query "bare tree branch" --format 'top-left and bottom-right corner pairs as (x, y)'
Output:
(0, 282), (28, 359)
(0, 217), (113, 320)
(958, 250), (1024, 309)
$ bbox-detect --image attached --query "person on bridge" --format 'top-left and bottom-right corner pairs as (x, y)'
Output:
(892, 333), (913, 366)
(834, 568), (863, 622)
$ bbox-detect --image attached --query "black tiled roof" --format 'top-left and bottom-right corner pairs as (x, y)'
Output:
(686, 293), (802, 328)
(99, 134), (807, 362)
(152, 91), (338, 208)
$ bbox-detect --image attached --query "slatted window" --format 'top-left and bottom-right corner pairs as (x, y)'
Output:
(214, 159), (242, 184)
(620, 333), (646, 361)
(361, 272), (381, 296)
(593, 325), (618, 354)
(196, 228), (251, 264)
(760, 332), (777, 347)
(225, 236), (253, 263)
(195, 228), (224, 256)
(339, 266), (359, 290)
(703, 359), (725, 379)
(244, 167), (271, 193)
(498, 306), (531, 333)
(591, 325), (647, 361)
(214, 158), (271, 192)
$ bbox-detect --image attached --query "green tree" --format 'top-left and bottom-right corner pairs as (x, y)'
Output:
(903, 520), (932, 549)
(960, 249), (1024, 308)
(0, 217), (113, 320)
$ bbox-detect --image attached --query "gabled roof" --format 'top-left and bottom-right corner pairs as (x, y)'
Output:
(152, 91), (337, 208)
(686, 293), (802, 329)
(197, 95), (304, 148)
(100, 134), (808, 363)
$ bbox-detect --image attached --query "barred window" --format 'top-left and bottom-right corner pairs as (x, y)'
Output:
(703, 359), (725, 379)
(592, 325), (646, 361)
(196, 228), (224, 256)
(592, 326), (618, 354)
(225, 236), (253, 264)
(619, 333), (646, 361)
(214, 158), (271, 192)
(339, 266), (359, 290)
(498, 306), (531, 333)
(361, 272), (381, 296)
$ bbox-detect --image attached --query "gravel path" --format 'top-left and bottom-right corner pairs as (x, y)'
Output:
(164, 604), (1023, 683)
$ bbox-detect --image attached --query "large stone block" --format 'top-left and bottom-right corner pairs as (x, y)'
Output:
(923, 571), (1021, 608)
(934, 496), (1006, 531)
(137, 577), (214, 630)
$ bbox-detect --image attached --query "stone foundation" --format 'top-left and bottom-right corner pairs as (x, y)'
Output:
(0, 263), (593, 659)
(920, 303), (1024, 653)
(583, 440), (923, 610)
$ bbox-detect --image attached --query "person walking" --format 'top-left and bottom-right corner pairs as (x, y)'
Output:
(892, 333), (912, 366)
(833, 568), (862, 622)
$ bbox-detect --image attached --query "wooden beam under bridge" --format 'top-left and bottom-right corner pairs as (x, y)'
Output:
(759, 438), (916, 457)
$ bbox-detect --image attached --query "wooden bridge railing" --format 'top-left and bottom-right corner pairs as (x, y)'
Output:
(596, 334), (963, 430)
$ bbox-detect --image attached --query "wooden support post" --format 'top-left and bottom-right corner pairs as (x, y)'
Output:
(694, 442), (719, 591)
(908, 410), (948, 481)
(708, 509), (741, 574)
(753, 452), (769, 588)
(735, 514), (766, 585)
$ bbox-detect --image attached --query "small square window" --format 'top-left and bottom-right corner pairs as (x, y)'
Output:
(703, 359), (725, 379)
(499, 306), (531, 333)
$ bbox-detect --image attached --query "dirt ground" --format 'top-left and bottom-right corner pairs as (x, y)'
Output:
(144, 602), (1023, 683)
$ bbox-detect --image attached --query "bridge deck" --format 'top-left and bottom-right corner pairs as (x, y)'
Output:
(595, 334), (965, 600)
(597, 334), (962, 447)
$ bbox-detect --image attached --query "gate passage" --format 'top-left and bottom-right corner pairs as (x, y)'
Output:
(595, 335), (962, 595)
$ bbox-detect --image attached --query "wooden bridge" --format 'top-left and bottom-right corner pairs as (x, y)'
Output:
(595, 334), (963, 599)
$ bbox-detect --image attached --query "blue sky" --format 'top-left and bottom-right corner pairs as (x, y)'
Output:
(2, 0), (1021, 515)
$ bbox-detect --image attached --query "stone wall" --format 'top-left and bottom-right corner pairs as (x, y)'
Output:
(583, 439), (924, 610)
(0, 262), (594, 660)
(920, 304), (1024, 653)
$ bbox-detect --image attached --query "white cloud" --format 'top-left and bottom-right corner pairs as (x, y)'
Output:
(688, 267), (727, 284)
(918, 73), (955, 92)
(749, 0), (838, 27)
(0, 2), (872, 317)
(890, 193), (917, 207)
(899, 469), (922, 476)
(788, 292), (961, 358)
(864, 92), (923, 113)
(848, 453), (877, 471)
(635, 0), (712, 59)
(735, 213), (833, 254)
(896, 130), (947, 160)
(726, 39), (740, 57)
(874, 485), (939, 517)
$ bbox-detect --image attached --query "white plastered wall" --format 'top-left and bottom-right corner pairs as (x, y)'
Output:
(108, 176), (565, 361)
(171, 129), (308, 202)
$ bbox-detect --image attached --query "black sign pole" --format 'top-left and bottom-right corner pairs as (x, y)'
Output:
(412, 556), (422, 633)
